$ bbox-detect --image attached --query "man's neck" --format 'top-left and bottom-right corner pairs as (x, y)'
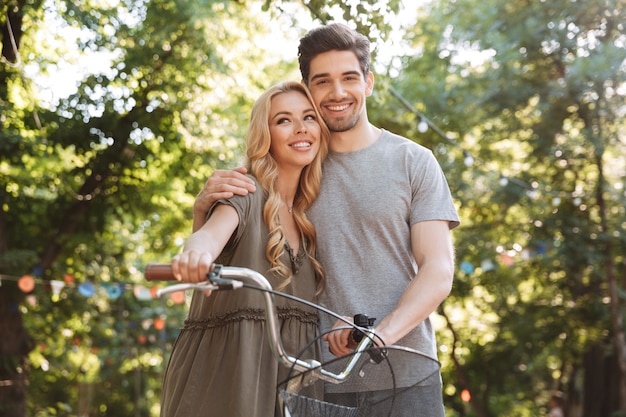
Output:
(329, 122), (382, 153)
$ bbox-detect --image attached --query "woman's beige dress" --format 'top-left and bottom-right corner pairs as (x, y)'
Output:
(160, 181), (322, 417)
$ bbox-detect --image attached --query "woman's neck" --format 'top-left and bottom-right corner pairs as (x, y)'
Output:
(275, 168), (301, 209)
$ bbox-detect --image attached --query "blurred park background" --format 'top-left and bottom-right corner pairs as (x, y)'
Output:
(1, 0), (625, 416)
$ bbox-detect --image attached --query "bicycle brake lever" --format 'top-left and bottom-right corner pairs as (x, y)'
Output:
(351, 313), (376, 343)
(156, 281), (219, 297)
(208, 264), (244, 290)
(155, 265), (242, 297)
(351, 314), (387, 364)
(209, 277), (244, 290)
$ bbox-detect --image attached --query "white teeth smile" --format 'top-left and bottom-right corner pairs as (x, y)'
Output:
(327, 104), (350, 111)
(291, 142), (311, 149)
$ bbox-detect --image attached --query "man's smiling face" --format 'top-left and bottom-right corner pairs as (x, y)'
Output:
(306, 50), (374, 133)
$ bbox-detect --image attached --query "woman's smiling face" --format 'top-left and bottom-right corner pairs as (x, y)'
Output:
(268, 90), (322, 169)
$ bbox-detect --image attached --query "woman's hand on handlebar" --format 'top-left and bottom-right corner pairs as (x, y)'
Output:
(172, 250), (215, 284)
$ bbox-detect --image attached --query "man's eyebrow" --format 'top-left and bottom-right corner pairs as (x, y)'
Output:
(310, 70), (362, 82)
(310, 73), (330, 82)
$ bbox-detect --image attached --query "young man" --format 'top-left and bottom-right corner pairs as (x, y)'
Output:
(194, 23), (460, 416)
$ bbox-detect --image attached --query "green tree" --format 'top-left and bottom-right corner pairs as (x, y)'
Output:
(1, 0), (404, 415)
(3, 0), (625, 415)
(373, 0), (625, 415)
(1, 0), (295, 415)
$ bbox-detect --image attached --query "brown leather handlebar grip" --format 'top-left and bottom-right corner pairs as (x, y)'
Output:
(145, 264), (175, 281)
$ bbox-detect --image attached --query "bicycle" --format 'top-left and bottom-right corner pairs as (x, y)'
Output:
(145, 263), (441, 417)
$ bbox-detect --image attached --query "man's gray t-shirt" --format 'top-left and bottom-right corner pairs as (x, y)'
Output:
(308, 129), (460, 390)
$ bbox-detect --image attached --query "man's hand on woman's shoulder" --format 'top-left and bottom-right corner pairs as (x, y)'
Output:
(192, 167), (256, 232)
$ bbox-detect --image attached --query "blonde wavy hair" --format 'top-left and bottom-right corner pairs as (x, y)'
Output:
(245, 81), (329, 294)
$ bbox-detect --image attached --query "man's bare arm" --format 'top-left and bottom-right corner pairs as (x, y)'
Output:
(324, 221), (455, 356)
(192, 167), (256, 232)
(374, 221), (454, 346)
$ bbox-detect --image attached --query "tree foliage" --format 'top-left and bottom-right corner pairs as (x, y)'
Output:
(372, 0), (625, 415)
(1, 0), (297, 415)
(1, 0), (625, 416)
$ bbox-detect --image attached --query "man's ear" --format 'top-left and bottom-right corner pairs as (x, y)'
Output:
(365, 72), (374, 97)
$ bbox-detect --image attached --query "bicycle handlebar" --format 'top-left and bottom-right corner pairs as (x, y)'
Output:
(145, 263), (381, 385)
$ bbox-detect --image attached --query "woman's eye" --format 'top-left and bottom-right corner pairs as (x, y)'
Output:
(277, 118), (290, 124)
(304, 114), (316, 121)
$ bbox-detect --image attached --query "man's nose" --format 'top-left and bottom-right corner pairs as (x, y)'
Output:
(330, 80), (347, 98)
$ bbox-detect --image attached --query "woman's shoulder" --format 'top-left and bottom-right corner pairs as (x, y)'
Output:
(228, 174), (265, 209)
(245, 173), (260, 185)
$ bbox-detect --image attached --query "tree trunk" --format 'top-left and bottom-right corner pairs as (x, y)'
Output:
(0, 287), (34, 417)
(594, 142), (626, 410)
(582, 343), (622, 417)
(1, 4), (34, 415)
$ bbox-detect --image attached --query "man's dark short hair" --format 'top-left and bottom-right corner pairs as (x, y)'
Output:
(298, 23), (371, 85)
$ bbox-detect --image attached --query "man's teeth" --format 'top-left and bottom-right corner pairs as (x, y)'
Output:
(327, 104), (349, 111)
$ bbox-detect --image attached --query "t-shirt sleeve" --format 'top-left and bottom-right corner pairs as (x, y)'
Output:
(205, 175), (262, 253)
(410, 149), (460, 229)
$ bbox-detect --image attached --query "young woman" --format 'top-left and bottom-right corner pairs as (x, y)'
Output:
(160, 81), (330, 417)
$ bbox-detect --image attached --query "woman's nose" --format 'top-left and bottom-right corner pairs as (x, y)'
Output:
(295, 119), (307, 134)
